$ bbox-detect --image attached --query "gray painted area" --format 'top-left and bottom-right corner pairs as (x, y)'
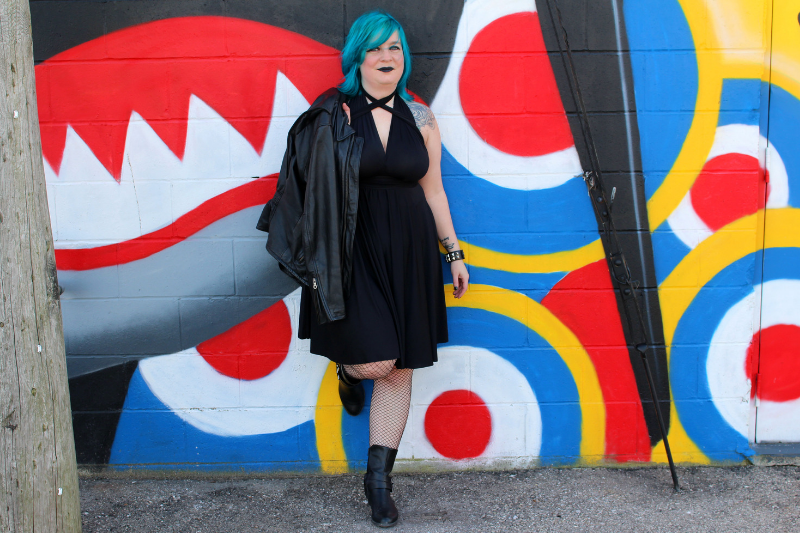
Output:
(66, 356), (130, 380)
(117, 239), (236, 298)
(177, 296), (290, 349)
(750, 443), (800, 466)
(751, 443), (800, 455)
(62, 207), (298, 377)
(63, 297), (183, 356)
(194, 206), (268, 239)
(234, 240), (294, 296)
(59, 264), (120, 299)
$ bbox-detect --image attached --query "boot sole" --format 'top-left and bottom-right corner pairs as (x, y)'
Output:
(365, 491), (398, 528)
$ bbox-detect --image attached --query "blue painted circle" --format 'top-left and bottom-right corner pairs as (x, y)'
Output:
(671, 247), (800, 460)
(341, 306), (584, 467)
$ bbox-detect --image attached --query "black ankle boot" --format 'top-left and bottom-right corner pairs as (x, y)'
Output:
(336, 364), (365, 416)
(364, 445), (399, 528)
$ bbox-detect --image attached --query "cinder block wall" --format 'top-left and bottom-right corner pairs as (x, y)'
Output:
(31, 0), (800, 472)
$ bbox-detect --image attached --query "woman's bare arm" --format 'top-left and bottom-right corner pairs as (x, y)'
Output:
(409, 101), (469, 298)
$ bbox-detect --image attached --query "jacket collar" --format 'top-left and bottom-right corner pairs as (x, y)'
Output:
(309, 88), (357, 142)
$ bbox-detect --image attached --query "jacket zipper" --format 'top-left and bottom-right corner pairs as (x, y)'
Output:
(311, 267), (334, 319)
(341, 137), (361, 296)
(309, 111), (353, 321)
(341, 143), (350, 232)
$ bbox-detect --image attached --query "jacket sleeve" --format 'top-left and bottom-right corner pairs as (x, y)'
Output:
(256, 132), (296, 233)
(304, 122), (345, 323)
(258, 120), (312, 286)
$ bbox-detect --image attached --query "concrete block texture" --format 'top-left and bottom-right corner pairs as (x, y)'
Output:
(62, 298), (182, 355)
(118, 239), (235, 297)
(178, 296), (287, 349)
(35, 0), (794, 472)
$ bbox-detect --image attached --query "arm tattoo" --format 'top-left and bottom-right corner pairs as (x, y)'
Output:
(408, 102), (437, 131)
(440, 236), (456, 251)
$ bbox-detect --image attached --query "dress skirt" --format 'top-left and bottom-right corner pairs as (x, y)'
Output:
(298, 177), (449, 369)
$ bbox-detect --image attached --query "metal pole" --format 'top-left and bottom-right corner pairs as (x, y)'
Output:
(544, 0), (680, 491)
(637, 344), (681, 491)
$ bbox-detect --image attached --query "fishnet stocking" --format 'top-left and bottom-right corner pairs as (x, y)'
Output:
(343, 360), (413, 449)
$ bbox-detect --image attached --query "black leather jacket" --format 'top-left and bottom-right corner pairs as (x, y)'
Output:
(256, 88), (363, 324)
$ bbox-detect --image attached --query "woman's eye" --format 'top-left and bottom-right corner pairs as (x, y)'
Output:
(390, 46), (400, 50)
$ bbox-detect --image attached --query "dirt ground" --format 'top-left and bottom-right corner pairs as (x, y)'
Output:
(79, 465), (800, 532)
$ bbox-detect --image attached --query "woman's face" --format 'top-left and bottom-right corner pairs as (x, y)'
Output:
(359, 30), (404, 92)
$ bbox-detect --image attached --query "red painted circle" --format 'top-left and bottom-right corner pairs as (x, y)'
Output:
(690, 153), (765, 231)
(459, 13), (573, 157)
(745, 324), (800, 402)
(197, 300), (292, 380)
(424, 390), (492, 459)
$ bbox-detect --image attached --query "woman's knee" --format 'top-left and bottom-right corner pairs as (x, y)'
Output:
(344, 360), (396, 380)
(379, 367), (413, 388)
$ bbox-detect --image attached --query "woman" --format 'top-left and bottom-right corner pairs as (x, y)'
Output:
(261, 10), (468, 528)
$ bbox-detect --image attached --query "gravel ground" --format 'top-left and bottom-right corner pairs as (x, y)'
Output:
(79, 466), (799, 532)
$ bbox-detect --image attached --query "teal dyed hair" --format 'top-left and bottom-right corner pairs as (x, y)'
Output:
(339, 10), (413, 101)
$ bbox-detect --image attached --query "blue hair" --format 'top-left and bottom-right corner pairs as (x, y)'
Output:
(339, 10), (413, 101)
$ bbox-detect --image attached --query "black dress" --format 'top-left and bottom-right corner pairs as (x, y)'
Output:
(297, 92), (448, 369)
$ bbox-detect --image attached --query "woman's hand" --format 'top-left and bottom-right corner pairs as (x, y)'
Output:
(342, 102), (351, 125)
(451, 260), (469, 298)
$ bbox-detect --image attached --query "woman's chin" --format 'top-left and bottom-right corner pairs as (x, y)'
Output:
(377, 78), (401, 89)
(364, 73), (402, 87)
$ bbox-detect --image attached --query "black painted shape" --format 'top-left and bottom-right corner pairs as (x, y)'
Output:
(30, 0), (463, 103)
(30, 1), (108, 62)
(538, 0), (671, 447)
(599, 172), (647, 232)
(344, 0), (463, 52)
(69, 360), (139, 464)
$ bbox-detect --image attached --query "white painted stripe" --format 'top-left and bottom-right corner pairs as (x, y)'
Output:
(666, 193), (714, 249)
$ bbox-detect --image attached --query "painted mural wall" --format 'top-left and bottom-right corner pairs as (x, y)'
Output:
(29, 0), (800, 471)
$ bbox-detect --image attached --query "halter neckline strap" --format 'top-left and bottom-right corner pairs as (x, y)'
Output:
(351, 87), (418, 132)
(351, 87), (398, 120)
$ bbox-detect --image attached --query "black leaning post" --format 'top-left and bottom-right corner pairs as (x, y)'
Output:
(543, 0), (680, 492)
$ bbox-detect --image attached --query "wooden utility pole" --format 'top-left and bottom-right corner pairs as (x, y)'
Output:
(1, 0), (82, 531)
